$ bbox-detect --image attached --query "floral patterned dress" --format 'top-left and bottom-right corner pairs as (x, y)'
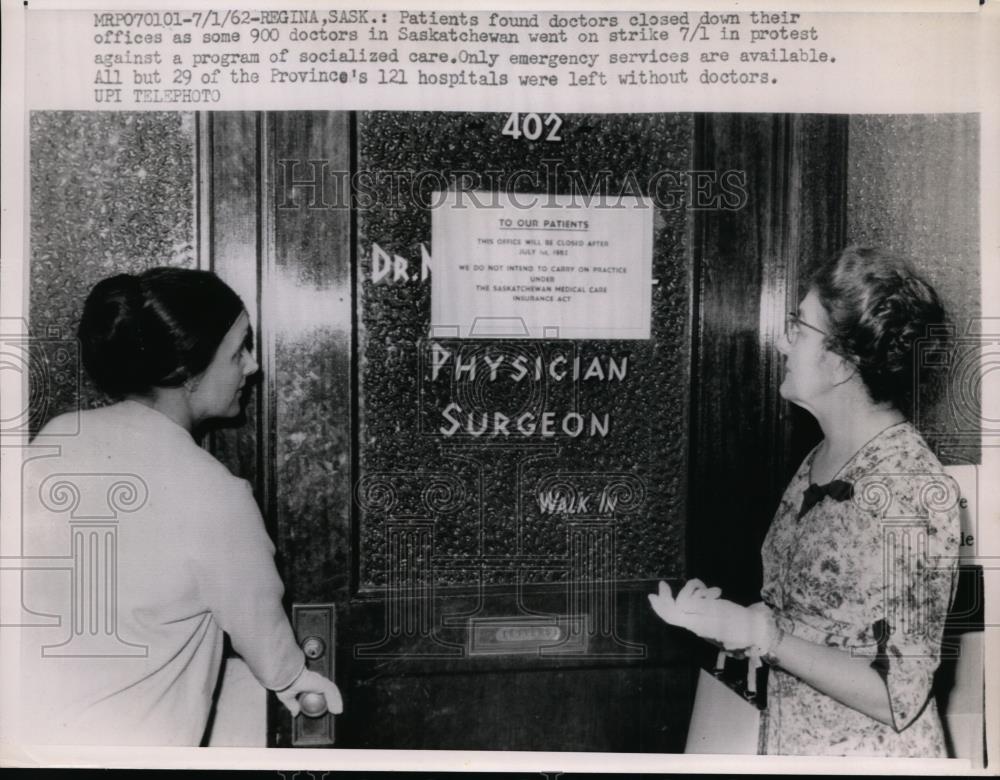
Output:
(760, 422), (960, 756)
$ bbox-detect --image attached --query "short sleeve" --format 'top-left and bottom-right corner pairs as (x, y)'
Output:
(861, 472), (960, 732)
(190, 478), (305, 691)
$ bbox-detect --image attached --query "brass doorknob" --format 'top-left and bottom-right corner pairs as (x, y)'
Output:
(301, 635), (326, 660)
(299, 692), (327, 718)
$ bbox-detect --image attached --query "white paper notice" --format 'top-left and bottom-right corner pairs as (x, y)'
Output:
(431, 191), (653, 339)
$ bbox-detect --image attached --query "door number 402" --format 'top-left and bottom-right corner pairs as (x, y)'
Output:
(502, 113), (563, 142)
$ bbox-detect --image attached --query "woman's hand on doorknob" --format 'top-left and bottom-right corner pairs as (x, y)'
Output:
(275, 667), (344, 717)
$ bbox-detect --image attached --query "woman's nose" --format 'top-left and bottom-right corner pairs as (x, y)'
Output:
(244, 351), (260, 376)
(776, 330), (792, 356)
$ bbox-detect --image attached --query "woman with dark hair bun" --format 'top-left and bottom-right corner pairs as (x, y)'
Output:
(78, 268), (246, 400)
(20, 268), (342, 745)
(650, 247), (960, 756)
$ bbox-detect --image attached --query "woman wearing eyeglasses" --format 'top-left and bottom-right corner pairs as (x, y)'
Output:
(650, 246), (960, 756)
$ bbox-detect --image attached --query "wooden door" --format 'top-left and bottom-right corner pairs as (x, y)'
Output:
(199, 111), (353, 747)
(199, 111), (848, 751)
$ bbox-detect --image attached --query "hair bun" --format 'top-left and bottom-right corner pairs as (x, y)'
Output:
(78, 267), (246, 399)
(811, 246), (947, 414)
(77, 273), (149, 397)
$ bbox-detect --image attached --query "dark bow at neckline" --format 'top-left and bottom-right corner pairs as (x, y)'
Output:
(797, 480), (854, 521)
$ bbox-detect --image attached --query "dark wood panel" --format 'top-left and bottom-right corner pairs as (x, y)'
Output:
(689, 114), (847, 604)
(343, 666), (696, 752)
(203, 111), (263, 493)
(268, 111), (353, 603)
(265, 112), (354, 747)
(783, 115), (848, 476)
(338, 587), (699, 752)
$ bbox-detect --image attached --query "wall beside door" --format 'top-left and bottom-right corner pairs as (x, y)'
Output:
(845, 114), (982, 762)
(28, 112), (198, 429)
(846, 114), (981, 464)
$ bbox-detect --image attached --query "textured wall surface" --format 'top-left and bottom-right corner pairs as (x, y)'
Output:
(847, 114), (980, 461)
(356, 112), (693, 587)
(29, 112), (196, 427)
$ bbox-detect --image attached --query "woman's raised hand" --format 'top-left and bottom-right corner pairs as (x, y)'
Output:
(648, 580), (776, 653)
(675, 578), (723, 608)
(647, 578), (722, 625)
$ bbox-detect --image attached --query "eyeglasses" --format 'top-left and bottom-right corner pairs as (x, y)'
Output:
(785, 312), (829, 345)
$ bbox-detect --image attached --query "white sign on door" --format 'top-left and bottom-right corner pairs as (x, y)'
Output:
(431, 191), (653, 340)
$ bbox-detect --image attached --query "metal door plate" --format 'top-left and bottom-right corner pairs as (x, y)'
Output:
(291, 603), (336, 747)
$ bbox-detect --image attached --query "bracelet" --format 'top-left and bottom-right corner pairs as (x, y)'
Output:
(752, 613), (785, 666)
(762, 628), (785, 666)
(761, 627), (785, 666)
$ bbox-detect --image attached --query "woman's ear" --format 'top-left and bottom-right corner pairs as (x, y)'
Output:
(183, 375), (201, 394)
(829, 352), (859, 388)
